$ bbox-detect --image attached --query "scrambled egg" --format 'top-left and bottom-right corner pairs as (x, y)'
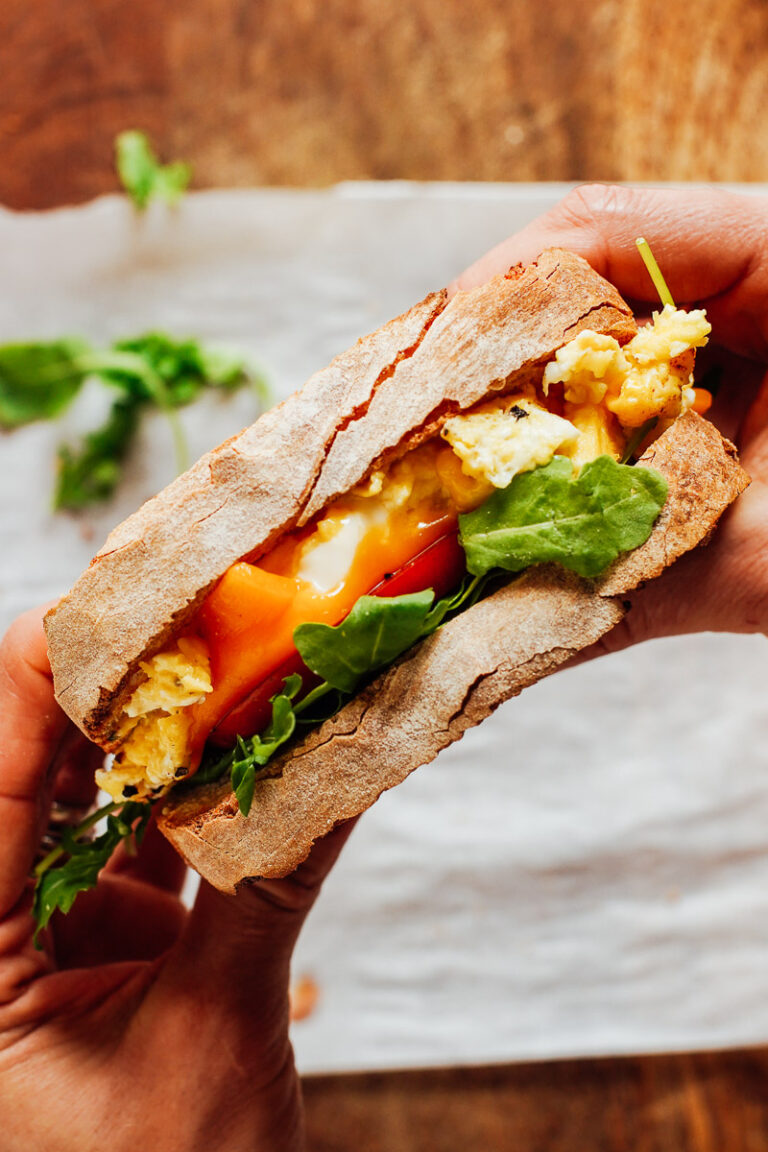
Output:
(441, 399), (579, 488)
(563, 402), (625, 469)
(543, 305), (710, 427)
(354, 440), (455, 512)
(96, 636), (212, 801)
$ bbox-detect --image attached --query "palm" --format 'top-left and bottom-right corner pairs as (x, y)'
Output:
(0, 843), (286, 1150)
(0, 610), (352, 1152)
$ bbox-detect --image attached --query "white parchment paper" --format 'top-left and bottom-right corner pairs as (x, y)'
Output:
(1, 184), (767, 1074)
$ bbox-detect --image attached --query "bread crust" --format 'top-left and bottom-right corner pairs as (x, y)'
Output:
(44, 248), (635, 744)
(158, 412), (749, 892)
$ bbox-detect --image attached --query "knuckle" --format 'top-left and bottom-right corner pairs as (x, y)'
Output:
(563, 183), (631, 227)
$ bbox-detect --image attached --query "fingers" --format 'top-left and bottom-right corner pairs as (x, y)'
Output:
(49, 873), (187, 968)
(698, 348), (764, 444)
(105, 815), (188, 896)
(160, 819), (358, 1025)
(452, 185), (768, 359)
(49, 728), (101, 809)
(0, 608), (70, 920)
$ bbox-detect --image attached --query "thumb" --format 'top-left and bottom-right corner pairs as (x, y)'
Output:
(160, 819), (357, 1027)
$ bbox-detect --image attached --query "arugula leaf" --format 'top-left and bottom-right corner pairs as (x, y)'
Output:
(200, 674), (303, 816)
(294, 590), (435, 693)
(231, 695), (296, 815)
(107, 333), (267, 406)
(18, 332), (267, 511)
(55, 394), (142, 509)
(32, 801), (151, 946)
(0, 338), (94, 428)
(459, 455), (668, 580)
(115, 130), (191, 210)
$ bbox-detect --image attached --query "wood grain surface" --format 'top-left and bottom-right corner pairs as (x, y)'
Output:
(303, 1048), (768, 1151)
(3, 0), (768, 208)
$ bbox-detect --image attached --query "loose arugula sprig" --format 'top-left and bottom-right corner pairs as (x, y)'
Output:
(115, 130), (191, 211)
(32, 800), (151, 946)
(0, 332), (267, 510)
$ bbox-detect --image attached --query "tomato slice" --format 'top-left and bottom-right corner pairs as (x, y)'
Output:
(209, 531), (467, 747)
(367, 530), (466, 600)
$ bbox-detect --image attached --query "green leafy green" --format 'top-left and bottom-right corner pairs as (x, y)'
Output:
(32, 800), (151, 946)
(115, 130), (191, 210)
(0, 338), (94, 428)
(107, 333), (264, 405)
(294, 590), (436, 693)
(459, 455), (668, 580)
(0, 328), (266, 510)
(231, 676), (302, 815)
(55, 395), (141, 509)
(51, 334), (267, 509)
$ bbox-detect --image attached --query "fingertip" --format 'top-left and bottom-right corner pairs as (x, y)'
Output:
(1, 606), (52, 680)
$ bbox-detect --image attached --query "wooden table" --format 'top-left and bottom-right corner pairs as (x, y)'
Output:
(303, 1049), (768, 1151)
(3, 0), (768, 208)
(3, 2), (768, 1147)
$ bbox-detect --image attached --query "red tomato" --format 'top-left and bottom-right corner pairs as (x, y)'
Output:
(209, 531), (466, 746)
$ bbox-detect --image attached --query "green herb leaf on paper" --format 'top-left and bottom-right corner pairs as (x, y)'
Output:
(107, 333), (260, 405)
(459, 455), (668, 580)
(0, 338), (95, 428)
(115, 130), (191, 211)
(0, 330), (268, 511)
(55, 394), (142, 509)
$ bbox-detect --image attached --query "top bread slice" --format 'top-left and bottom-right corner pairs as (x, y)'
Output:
(44, 248), (637, 745)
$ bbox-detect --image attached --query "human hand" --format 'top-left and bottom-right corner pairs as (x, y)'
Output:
(454, 184), (768, 650)
(0, 607), (353, 1152)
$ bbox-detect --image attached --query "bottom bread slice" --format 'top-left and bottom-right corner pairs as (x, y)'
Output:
(158, 413), (749, 892)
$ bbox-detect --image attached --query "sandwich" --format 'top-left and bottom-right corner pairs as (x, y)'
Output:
(42, 247), (749, 908)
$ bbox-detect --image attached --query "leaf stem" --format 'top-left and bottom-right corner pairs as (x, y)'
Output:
(294, 680), (336, 716)
(33, 800), (121, 877)
(620, 417), (658, 464)
(80, 350), (191, 474)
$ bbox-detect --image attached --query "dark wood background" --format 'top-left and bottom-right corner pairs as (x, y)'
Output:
(3, 0), (768, 209)
(3, 0), (768, 1146)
